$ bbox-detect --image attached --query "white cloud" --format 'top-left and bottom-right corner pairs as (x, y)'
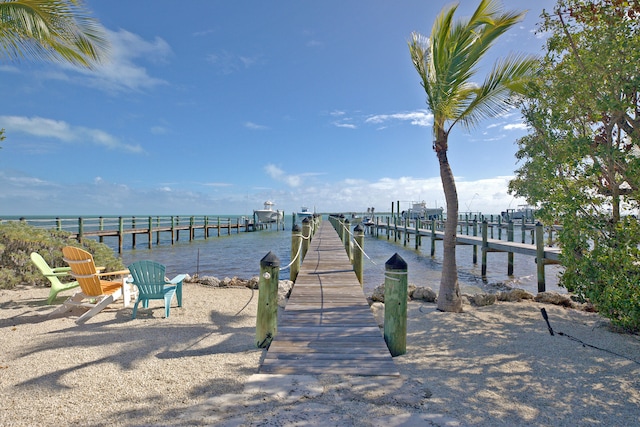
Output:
(244, 121), (269, 130)
(0, 115), (143, 153)
(504, 123), (528, 131)
(365, 110), (433, 127)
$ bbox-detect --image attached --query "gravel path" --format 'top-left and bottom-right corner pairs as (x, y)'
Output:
(1, 283), (638, 426)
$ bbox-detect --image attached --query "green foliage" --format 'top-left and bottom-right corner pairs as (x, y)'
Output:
(510, 0), (640, 332)
(560, 216), (640, 332)
(0, 221), (125, 290)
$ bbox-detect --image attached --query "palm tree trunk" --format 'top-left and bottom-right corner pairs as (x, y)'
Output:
(436, 137), (463, 312)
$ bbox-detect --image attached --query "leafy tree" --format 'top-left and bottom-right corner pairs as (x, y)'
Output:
(409, 0), (539, 312)
(509, 0), (640, 331)
(0, 0), (109, 68)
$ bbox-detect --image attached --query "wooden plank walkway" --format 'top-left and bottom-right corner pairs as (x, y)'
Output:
(259, 221), (400, 376)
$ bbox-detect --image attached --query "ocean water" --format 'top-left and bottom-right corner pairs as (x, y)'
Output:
(115, 216), (565, 296)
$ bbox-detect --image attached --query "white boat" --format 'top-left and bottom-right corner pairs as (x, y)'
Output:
(297, 206), (314, 220)
(254, 201), (284, 224)
(405, 201), (443, 220)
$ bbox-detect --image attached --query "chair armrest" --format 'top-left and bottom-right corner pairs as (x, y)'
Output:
(96, 269), (130, 277)
(51, 266), (72, 273)
(46, 271), (72, 278)
(96, 266), (106, 272)
(167, 274), (187, 284)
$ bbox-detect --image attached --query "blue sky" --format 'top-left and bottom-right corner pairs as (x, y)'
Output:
(0, 0), (557, 216)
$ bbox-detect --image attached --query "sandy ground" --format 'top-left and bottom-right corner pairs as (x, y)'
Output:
(1, 283), (639, 426)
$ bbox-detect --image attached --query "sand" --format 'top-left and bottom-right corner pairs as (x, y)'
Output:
(1, 283), (638, 426)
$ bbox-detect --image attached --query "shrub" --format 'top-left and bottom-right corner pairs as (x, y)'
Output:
(560, 217), (640, 333)
(0, 221), (125, 290)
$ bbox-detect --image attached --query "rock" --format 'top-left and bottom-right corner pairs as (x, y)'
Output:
(371, 284), (385, 302)
(498, 288), (534, 302)
(370, 302), (384, 327)
(411, 286), (437, 302)
(471, 293), (497, 307)
(198, 276), (220, 287)
(246, 276), (259, 289)
(278, 280), (294, 307)
(534, 291), (573, 307)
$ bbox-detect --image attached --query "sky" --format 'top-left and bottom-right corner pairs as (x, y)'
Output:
(0, 0), (558, 217)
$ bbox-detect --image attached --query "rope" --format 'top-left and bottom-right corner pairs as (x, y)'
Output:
(278, 226), (312, 272)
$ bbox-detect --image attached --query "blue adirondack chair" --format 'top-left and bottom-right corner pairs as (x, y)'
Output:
(127, 260), (185, 319)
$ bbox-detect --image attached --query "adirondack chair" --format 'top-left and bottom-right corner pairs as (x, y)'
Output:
(127, 260), (185, 319)
(49, 246), (129, 324)
(30, 252), (79, 304)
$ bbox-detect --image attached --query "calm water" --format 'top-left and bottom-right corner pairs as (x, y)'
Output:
(115, 216), (565, 296)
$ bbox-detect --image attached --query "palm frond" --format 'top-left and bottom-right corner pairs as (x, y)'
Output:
(0, 0), (109, 68)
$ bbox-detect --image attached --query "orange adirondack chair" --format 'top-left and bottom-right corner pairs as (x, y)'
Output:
(49, 246), (129, 324)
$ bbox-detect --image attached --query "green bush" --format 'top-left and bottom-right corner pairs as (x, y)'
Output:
(560, 217), (640, 333)
(0, 221), (125, 290)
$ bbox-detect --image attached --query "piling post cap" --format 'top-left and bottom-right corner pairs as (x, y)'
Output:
(385, 253), (407, 270)
(482, 219), (488, 224)
(536, 221), (543, 226)
(260, 251), (280, 267)
(354, 223), (364, 232)
(344, 218), (350, 224)
(292, 224), (301, 232)
(302, 216), (310, 223)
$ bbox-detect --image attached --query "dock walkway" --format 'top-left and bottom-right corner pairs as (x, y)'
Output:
(259, 221), (399, 376)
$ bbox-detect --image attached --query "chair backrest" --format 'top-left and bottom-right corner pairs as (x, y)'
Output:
(127, 260), (168, 298)
(62, 246), (103, 296)
(30, 252), (62, 286)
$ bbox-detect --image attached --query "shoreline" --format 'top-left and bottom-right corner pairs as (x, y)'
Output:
(1, 283), (638, 426)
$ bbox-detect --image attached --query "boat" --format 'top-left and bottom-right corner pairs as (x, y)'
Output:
(297, 206), (314, 220)
(501, 205), (535, 222)
(405, 201), (443, 220)
(253, 201), (284, 224)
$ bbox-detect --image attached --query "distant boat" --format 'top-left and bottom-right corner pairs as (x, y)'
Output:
(297, 206), (314, 220)
(501, 205), (535, 222)
(405, 201), (443, 220)
(254, 201), (284, 224)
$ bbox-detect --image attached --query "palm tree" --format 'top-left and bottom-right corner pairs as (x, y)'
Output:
(409, 0), (538, 312)
(0, 0), (109, 68)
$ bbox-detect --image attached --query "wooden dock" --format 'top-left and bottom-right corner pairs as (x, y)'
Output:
(259, 221), (399, 376)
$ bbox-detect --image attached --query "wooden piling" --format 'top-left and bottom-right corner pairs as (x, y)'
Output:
(353, 223), (364, 286)
(384, 253), (407, 357)
(290, 225), (302, 282)
(256, 251), (280, 348)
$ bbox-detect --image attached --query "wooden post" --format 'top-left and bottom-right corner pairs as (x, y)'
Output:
(204, 216), (209, 238)
(386, 216), (390, 240)
(415, 218), (420, 249)
(507, 220), (514, 276)
(132, 216), (136, 249)
(430, 218), (436, 257)
(353, 223), (364, 286)
(171, 216), (175, 245)
(99, 216), (104, 243)
(217, 217), (221, 237)
(189, 216), (195, 241)
(472, 219), (478, 264)
(56, 217), (62, 231)
(536, 222), (546, 292)
(118, 216), (124, 253)
(481, 220), (488, 277)
(256, 251), (279, 348)
(384, 253), (407, 357)
(498, 215), (502, 240)
(148, 216), (153, 249)
(344, 218), (351, 260)
(521, 218), (526, 243)
(302, 217), (311, 262)
(156, 216), (161, 244)
(290, 224), (302, 282)
(78, 217), (84, 243)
